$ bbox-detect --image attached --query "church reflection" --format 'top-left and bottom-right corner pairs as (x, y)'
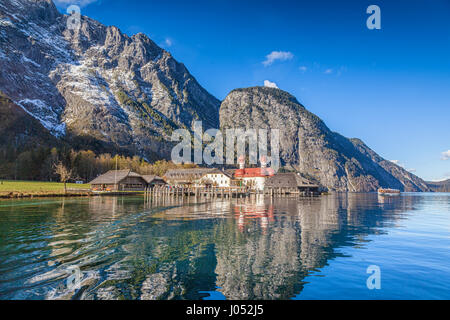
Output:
(233, 197), (275, 233)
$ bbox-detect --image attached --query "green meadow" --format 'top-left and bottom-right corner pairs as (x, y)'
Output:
(0, 180), (91, 196)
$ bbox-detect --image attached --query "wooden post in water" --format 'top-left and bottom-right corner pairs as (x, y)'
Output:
(144, 187), (147, 203)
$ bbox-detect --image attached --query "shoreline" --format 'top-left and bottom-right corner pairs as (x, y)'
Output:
(1, 190), (445, 200)
(0, 191), (145, 199)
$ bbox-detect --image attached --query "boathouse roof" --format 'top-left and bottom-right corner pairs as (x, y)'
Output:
(89, 170), (141, 185)
(142, 175), (166, 184)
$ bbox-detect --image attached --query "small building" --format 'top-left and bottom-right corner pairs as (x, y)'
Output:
(164, 168), (215, 186)
(90, 170), (147, 192)
(200, 169), (236, 188)
(142, 175), (166, 188)
(265, 173), (320, 194)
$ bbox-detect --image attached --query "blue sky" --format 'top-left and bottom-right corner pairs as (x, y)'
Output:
(54, 0), (450, 181)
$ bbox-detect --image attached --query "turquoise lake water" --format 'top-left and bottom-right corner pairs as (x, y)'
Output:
(0, 193), (448, 300)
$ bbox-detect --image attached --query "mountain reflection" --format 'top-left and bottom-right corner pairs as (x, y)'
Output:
(0, 194), (420, 300)
(213, 194), (416, 300)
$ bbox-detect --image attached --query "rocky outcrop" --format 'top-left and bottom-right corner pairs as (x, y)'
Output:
(219, 87), (429, 192)
(0, 0), (220, 160)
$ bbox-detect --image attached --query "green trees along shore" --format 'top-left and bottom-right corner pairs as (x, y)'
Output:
(0, 146), (196, 188)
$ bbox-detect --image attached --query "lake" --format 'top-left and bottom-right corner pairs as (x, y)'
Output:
(0, 193), (449, 300)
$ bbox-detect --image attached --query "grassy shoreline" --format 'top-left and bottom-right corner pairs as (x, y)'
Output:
(0, 180), (92, 198)
(0, 192), (93, 199)
(0, 180), (150, 199)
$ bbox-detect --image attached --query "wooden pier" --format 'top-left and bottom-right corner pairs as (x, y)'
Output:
(143, 186), (319, 201)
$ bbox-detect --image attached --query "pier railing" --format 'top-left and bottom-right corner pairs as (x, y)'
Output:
(144, 186), (318, 199)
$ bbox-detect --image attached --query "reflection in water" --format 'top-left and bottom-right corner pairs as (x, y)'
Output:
(0, 193), (448, 300)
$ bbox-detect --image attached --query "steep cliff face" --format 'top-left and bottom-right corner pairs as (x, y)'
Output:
(350, 138), (430, 192)
(0, 0), (220, 159)
(219, 87), (429, 192)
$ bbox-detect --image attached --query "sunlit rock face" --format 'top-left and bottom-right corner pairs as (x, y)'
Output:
(0, 0), (220, 159)
(220, 87), (429, 192)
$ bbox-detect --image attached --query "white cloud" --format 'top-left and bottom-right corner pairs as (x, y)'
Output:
(390, 161), (417, 174)
(54, 0), (99, 8)
(431, 172), (450, 182)
(336, 66), (347, 76)
(263, 51), (293, 67)
(264, 80), (278, 89)
(159, 38), (173, 49)
(324, 69), (333, 74)
(441, 150), (450, 160)
(299, 66), (307, 73)
(390, 160), (407, 168)
(164, 38), (172, 47)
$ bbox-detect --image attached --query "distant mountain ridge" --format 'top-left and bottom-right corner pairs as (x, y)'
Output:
(426, 179), (450, 193)
(0, 0), (432, 192)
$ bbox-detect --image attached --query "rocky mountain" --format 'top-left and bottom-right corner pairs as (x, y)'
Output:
(426, 179), (450, 193)
(220, 87), (430, 192)
(0, 1), (431, 192)
(0, 0), (220, 160)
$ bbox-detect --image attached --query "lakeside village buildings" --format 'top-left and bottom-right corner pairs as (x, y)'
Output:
(90, 163), (321, 195)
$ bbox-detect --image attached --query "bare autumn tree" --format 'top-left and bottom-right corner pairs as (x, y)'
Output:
(54, 162), (73, 193)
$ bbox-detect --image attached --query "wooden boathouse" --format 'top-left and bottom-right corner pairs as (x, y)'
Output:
(264, 173), (320, 195)
(90, 170), (148, 192)
(142, 175), (166, 187)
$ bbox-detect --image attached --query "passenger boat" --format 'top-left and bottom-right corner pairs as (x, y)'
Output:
(378, 188), (401, 196)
